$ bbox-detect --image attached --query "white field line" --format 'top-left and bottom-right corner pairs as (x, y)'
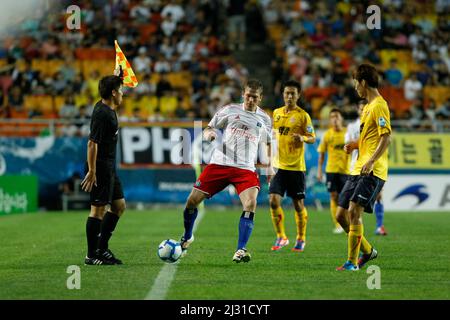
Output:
(145, 208), (205, 300)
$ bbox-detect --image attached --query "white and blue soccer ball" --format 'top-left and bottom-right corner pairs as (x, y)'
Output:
(157, 239), (182, 263)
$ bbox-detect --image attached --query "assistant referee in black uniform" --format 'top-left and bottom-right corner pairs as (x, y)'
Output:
(81, 68), (126, 265)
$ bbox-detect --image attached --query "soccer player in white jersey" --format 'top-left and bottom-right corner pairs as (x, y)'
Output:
(346, 101), (387, 236)
(180, 79), (273, 263)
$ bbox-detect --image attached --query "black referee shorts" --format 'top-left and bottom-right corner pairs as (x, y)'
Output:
(85, 160), (124, 207)
(338, 174), (385, 213)
(269, 169), (306, 199)
(326, 173), (348, 193)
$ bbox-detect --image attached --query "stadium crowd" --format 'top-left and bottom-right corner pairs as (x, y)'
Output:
(0, 0), (449, 136)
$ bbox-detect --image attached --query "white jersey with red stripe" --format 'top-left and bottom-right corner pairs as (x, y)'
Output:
(345, 118), (360, 172)
(208, 103), (272, 171)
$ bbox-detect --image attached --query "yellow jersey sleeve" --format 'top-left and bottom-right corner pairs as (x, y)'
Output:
(303, 113), (316, 139)
(373, 102), (392, 137)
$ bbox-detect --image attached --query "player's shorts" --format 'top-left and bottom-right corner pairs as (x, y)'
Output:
(269, 169), (306, 199)
(85, 160), (124, 207)
(194, 164), (260, 198)
(338, 174), (385, 213)
(326, 173), (348, 193)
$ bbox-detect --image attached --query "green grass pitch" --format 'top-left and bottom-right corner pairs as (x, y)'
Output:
(0, 208), (449, 300)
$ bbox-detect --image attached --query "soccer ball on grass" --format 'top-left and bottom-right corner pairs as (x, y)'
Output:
(157, 239), (182, 263)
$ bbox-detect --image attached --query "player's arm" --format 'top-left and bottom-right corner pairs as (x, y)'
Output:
(316, 132), (327, 181)
(81, 111), (106, 192)
(203, 125), (217, 141)
(292, 114), (316, 144)
(265, 140), (275, 183)
(360, 133), (391, 175)
(317, 152), (325, 181)
(204, 106), (228, 141)
(344, 139), (359, 153)
(81, 139), (98, 192)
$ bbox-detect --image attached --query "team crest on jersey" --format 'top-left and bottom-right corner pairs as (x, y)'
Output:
(290, 117), (296, 124)
(257, 122), (262, 127)
(306, 125), (314, 133)
(378, 116), (386, 127)
(275, 115), (281, 122)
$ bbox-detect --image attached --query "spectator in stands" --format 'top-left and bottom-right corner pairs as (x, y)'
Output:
(227, 0), (247, 50)
(133, 47), (152, 74)
(75, 104), (91, 137)
(436, 98), (450, 119)
(71, 73), (85, 94)
(148, 107), (166, 122)
(59, 96), (79, 120)
(28, 105), (44, 119)
(8, 86), (24, 113)
(41, 37), (60, 59)
(153, 54), (171, 73)
(174, 103), (187, 119)
(59, 58), (76, 84)
(409, 99), (427, 129)
(384, 59), (403, 87)
(245, 0), (267, 44)
(51, 72), (67, 95)
(210, 79), (233, 107)
(15, 60), (40, 95)
(404, 73), (423, 101)
(156, 72), (173, 98)
(416, 62), (432, 85)
(130, 1), (151, 23)
(161, 12), (177, 37)
(177, 34), (196, 63)
(161, 0), (185, 23)
(135, 74), (155, 96)
(129, 106), (146, 122)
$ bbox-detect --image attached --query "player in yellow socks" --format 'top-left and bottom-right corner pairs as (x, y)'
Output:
(335, 64), (392, 271)
(269, 80), (316, 252)
(317, 109), (349, 234)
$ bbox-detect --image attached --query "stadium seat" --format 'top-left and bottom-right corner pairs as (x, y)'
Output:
(75, 48), (115, 60)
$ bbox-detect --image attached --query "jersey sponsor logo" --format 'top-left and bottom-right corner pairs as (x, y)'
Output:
(378, 117), (386, 127)
(235, 115), (240, 120)
(306, 125), (314, 133)
(394, 184), (429, 206)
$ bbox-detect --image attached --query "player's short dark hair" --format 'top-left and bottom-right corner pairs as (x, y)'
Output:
(329, 108), (342, 115)
(98, 75), (123, 100)
(282, 80), (302, 93)
(353, 64), (379, 88)
(244, 79), (263, 93)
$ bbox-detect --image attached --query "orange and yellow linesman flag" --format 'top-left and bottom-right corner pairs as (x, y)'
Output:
(115, 40), (138, 88)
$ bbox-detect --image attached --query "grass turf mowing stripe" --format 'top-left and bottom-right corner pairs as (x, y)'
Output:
(145, 207), (205, 300)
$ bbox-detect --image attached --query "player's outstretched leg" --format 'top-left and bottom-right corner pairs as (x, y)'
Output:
(233, 187), (258, 263)
(180, 189), (207, 257)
